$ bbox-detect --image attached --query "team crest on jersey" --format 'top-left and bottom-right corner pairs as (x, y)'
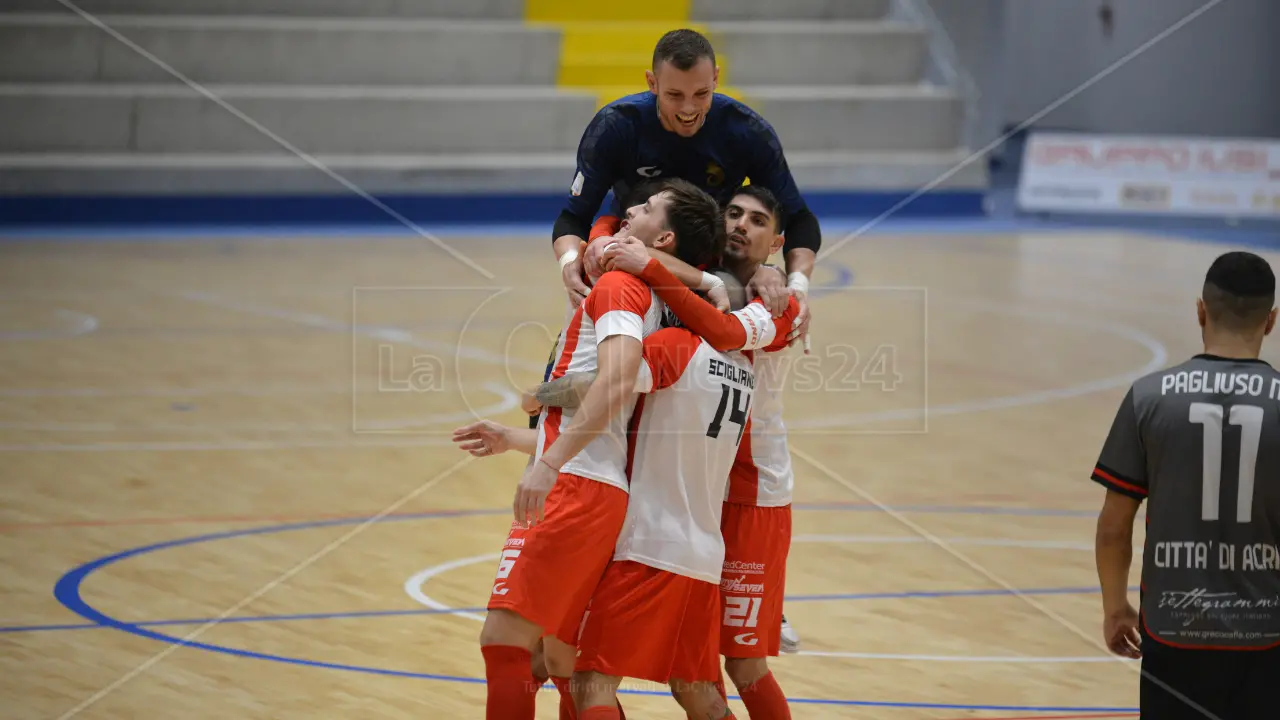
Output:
(706, 161), (725, 187)
(637, 165), (663, 178)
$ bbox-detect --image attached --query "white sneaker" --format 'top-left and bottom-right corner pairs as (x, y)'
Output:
(780, 614), (800, 654)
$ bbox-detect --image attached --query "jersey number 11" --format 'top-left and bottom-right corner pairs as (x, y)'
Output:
(1189, 402), (1263, 523)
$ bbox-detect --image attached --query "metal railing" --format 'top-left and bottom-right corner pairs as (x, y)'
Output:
(891, 0), (981, 151)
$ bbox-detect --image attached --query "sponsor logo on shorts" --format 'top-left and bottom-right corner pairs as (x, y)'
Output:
(734, 632), (759, 646)
(721, 575), (765, 594)
(723, 560), (765, 575)
(504, 537), (525, 549)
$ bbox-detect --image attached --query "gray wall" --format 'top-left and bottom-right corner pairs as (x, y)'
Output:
(926, 0), (1280, 143)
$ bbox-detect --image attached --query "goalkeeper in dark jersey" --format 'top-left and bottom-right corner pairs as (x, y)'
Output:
(550, 29), (820, 349)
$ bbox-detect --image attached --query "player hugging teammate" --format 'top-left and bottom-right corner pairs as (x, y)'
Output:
(447, 27), (820, 720)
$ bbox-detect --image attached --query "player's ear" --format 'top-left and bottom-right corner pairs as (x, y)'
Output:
(645, 69), (657, 94)
(652, 230), (676, 253)
(1266, 307), (1278, 336)
(713, 65), (720, 88)
(768, 232), (784, 256)
(1196, 298), (1207, 328)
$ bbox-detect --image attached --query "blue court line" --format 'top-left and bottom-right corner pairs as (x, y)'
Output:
(4, 585), (1143, 635)
(793, 502), (1099, 517)
(50, 509), (1139, 712)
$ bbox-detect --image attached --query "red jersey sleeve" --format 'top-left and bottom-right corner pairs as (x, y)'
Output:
(637, 259), (798, 352)
(582, 270), (654, 345)
(634, 327), (702, 393)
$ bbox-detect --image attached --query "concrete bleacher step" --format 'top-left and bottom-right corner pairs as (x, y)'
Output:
(0, 0), (528, 19)
(2, 0), (890, 21)
(0, 83), (962, 155)
(0, 15), (563, 86)
(0, 150), (988, 195)
(0, 15), (924, 87)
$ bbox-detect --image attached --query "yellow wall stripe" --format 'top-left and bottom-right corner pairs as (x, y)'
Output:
(526, 2), (741, 109)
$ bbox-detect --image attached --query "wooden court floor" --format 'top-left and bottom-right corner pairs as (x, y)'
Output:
(2, 227), (1273, 719)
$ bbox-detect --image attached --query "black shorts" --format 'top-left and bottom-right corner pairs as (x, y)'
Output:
(1140, 627), (1279, 719)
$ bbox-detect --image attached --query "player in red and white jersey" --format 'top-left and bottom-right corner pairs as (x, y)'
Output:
(601, 185), (801, 718)
(479, 179), (725, 720)
(570, 323), (756, 719)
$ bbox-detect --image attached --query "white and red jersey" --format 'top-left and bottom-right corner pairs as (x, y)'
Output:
(534, 271), (666, 493)
(633, 258), (800, 507)
(726, 351), (793, 506)
(614, 327), (757, 584)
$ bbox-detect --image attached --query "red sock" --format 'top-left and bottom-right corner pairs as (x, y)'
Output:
(581, 707), (620, 720)
(738, 671), (790, 719)
(481, 645), (538, 720)
(551, 676), (576, 720)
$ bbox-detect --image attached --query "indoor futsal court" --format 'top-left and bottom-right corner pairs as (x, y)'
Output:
(3, 223), (1269, 719)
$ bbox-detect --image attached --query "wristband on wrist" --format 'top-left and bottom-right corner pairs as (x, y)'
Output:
(787, 271), (810, 297)
(558, 249), (580, 271)
(699, 271), (725, 292)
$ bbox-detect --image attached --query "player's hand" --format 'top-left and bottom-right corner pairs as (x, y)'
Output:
(747, 265), (789, 317)
(787, 294), (812, 355)
(1103, 603), (1142, 659)
(452, 420), (516, 458)
(520, 387), (543, 417)
(514, 458), (558, 527)
(600, 236), (649, 276)
(561, 253), (590, 308)
(707, 282), (730, 313)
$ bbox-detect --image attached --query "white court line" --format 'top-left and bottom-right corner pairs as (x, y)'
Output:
(0, 383), (408, 398)
(0, 435), (460, 454)
(180, 291), (545, 373)
(791, 535), (1097, 551)
(0, 310), (99, 341)
(0, 382), (518, 433)
(401, 549), (1130, 664)
(403, 553), (497, 623)
(791, 297), (1169, 430)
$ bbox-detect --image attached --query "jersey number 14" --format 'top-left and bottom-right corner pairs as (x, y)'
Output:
(1189, 402), (1263, 523)
(707, 383), (751, 444)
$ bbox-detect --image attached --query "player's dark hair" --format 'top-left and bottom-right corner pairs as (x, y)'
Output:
(652, 29), (716, 71)
(1202, 251), (1276, 332)
(730, 185), (782, 231)
(658, 178), (725, 270)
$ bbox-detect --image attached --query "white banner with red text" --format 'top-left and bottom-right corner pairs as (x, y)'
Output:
(1017, 132), (1280, 219)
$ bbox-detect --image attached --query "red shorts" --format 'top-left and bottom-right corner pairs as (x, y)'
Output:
(719, 502), (792, 658)
(575, 560), (721, 683)
(485, 473), (628, 644)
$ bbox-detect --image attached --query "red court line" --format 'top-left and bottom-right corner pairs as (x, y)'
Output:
(0, 508), (474, 532)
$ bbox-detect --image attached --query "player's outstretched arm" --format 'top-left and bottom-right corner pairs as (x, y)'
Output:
(452, 420), (537, 457)
(534, 372), (597, 410)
